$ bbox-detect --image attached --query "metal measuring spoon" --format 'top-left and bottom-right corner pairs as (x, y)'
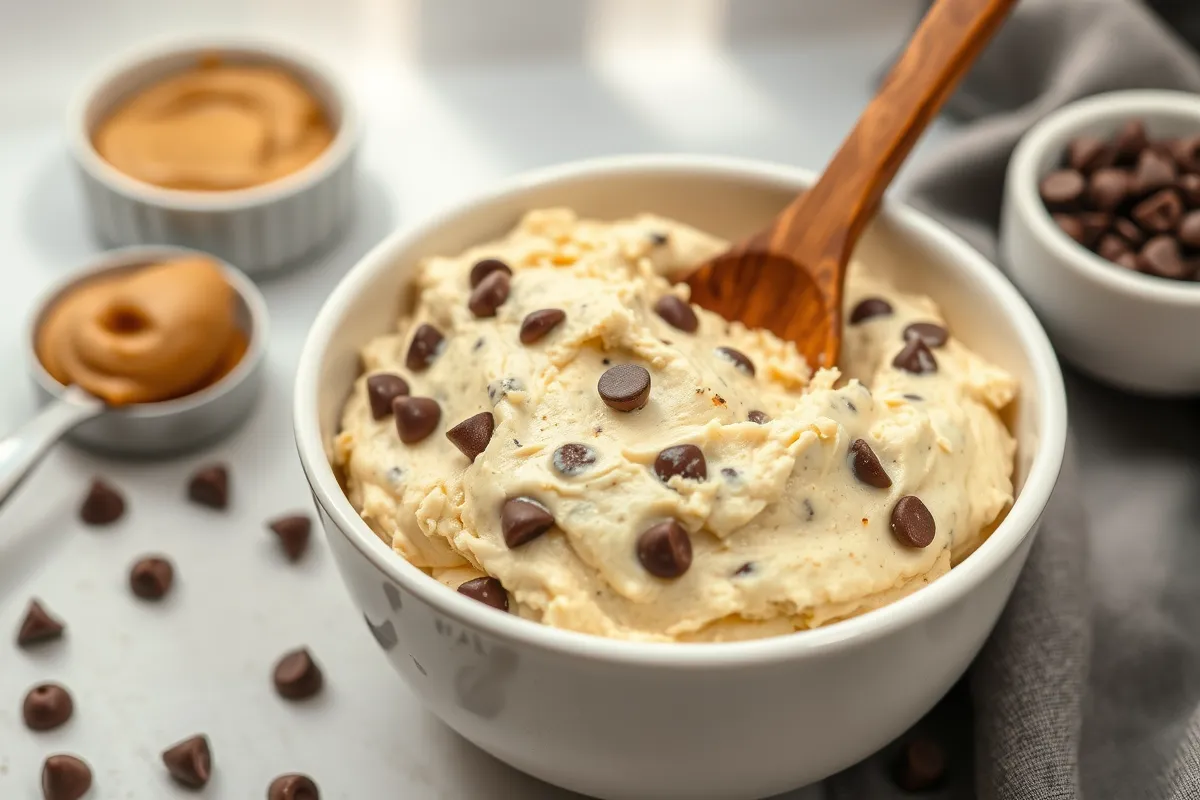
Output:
(0, 246), (269, 506)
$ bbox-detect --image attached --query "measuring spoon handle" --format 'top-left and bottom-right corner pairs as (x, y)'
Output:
(0, 387), (105, 507)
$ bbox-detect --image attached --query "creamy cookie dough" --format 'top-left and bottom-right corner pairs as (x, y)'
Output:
(336, 209), (1017, 642)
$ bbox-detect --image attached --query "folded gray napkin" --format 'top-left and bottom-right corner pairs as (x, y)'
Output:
(823, 1), (1200, 798)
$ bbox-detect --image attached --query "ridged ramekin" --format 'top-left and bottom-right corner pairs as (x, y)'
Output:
(68, 38), (359, 277)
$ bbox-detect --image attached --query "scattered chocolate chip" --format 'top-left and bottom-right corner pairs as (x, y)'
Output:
(892, 737), (947, 792)
(598, 364), (651, 412)
(187, 464), (229, 510)
(733, 562), (754, 576)
(405, 323), (445, 372)
(469, 258), (512, 289)
(748, 410), (769, 424)
(552, 443), (596, 476)
(161, 734), (212, 788)
(457, 577), (509, 611)
(1078, 211), (1112, 245)
(849, 297), (893, 324)
(1179, 173), (1200, 206)
(1052, 213), (1084, 244)
(903, 393), (923, 401)
(23, 683), (74, 731)
(487, 377), (524, 405)
(1039, 169), (1085, 208)
(892, 338), (937, 375)
(845, 399), (857, 412)
(269, 774), (320, 800)
(1114, 252), (1140, 271)
(445, 412), (494, 462)
(1172, 135), (1200, 173)
(715, 346), (755, 376)
(902, 322), (948, 348)
(1134, 149), (1177, 195)
(1132, 189), (1184, 233)
(1139, 235), (1191, 279)
(1180, 210), (1200, 248)
(17, 600), (64, 647)
(79, 478), (124, 525)
(653, 296), (699, 333)
(366, 374), (409, 420)
(468, 270), (511, 318)
(803, 498), (815, 520)
(130, 556), (174, 600)
(519, 309), (566, 344)
(1097, 234), (1130, 262)
(1086, 168), (1130, 211)
(1114, 216), (1145, 247)
(273, 647), (323, 700)
(721, 467), (739, 480)
(648, 231), (670, 246)
(268, 514), (312, 562)
(501, 497), (555, 548)
(42, 754), (92, 800)
(393, 397), (441, 443)
(1066, 135), (1112, 173)
(473, 337), (485, 351)
(654, 444), (707, 483)
(1113, 119), (1148, 163)
(891, 496), (936, 548)
(637, 520), (693, 578)
(849, 439), (892, 489)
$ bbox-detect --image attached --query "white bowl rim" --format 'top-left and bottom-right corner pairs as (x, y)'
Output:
(294, 153), (1068, 669)
(67, 34), (360, 213)
(1010, 89), (1200, 307)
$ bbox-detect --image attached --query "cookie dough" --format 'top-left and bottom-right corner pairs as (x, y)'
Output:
(336, 209), (1017, 642)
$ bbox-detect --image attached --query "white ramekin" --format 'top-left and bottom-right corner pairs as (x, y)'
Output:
(294, 155), (1067, 800)
(68, 38), (359, 277)
(1002, 90), (1200, 395)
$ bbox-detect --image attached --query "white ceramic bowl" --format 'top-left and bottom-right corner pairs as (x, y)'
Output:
(1002, 90), (1200, 395)
(68, 37), (359, 276)
(294, 155), (1067, 800)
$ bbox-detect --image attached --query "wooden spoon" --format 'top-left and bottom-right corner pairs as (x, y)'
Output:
(684, 0), (1017, 370)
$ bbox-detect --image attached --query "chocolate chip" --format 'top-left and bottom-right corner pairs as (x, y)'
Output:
(519, 309), (566, 344)
(654, 444), (707, 483)
(849, 439), (892, 489)
(269, 774), (320, 800)
(892, 338), (937, 375)
(1179, 173), (1200, 206)
(1078, 211), (1112, 246)
(1086, 168), (1130, 212)
(469, 258), (512, 288)
(23, 683), (73, 731)
(501, 497), (555, 548)
(653, 296), (699, 333)
(17, 600), (64, 647)
(891, 496), (936, 547)
(79, 478), (124, 525)
(273, 647), (323, 700)
(393, 396), (441, 443)
(445, 412), (494, 462)
(487, 377), (524, 405)
(42, 754), (92, 800)
(803, 498), (816, 520)
(1114, 216), (1145, 247)
(1134, 149), (1177, 195)
(721, 467), (739, 480)
(405, 323), (445, 372)
(268, 514), (312, 562)
(636, 520), (693, 578)
(130, 556), (174, 600)
(1172, 135), (1200, 173)
(1039, 169), (1085, 208)
(457, 577), (509, 611)
(903, 393), (923, 401)
(1097, 234), (1131, 262)
(1180, 211), (1200, 247)
(648, 231), (670, 246)
(1115, 252), (1140, 271)
(903, 322), (948, 348)
(734, 562), (754, 576)
(1052, 213), (1084, 244)
(892, 737), (946, 792)
(366, 374), (409, 420)
(849, 297), (893, 324)
(1113, 119), (1148, 164)
(1066, 135), (1112, 173)
(748, 410), (769, 424)
(715, 346), (755, 376)
(162, 735), (212, 788)
(1132, 189), (1184, 233)
(468, 270), (511, 318)
(187, 464), (228, 509)
(552, 443), (596, 476)
(598, 364), (651, 412)
(1139, 235), (1191, 279)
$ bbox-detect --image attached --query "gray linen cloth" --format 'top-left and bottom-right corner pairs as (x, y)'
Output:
(823, 1), (1200, 798)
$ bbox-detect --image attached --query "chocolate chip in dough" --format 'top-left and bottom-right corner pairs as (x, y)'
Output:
(468, 270), (511, 318)
(469, 258), (512, 289)
(1114, 216), (1146, 247)
(1086, 168), (1130, 212)
(1133, 149), (1177, 195)
(1139, 236), (1191, 279)
(892, 737), (947, 792)
(1178, 173), (1200, 207)
(130, 556), (174, 600)
(393, 397), (441, 443)
(366, 373), (409, 420)
(1132, 189), (1184, 233)
(187, 464), (229, 509)
(1179, 210), (1200, 248)
(273, 647), (324, 700)
(636, 520), (693, 578)
(519, 308), (566, 344)
(653, 444), (707, 483)
(653, 296), (699, 333)
(501, 497), (555, 548)
(734, 562), (754, 576)
(1066, 135), (1112, 173)
(457, 577), (509, 611)
(405, 323), (445, 372)
(892, 338), (937, 375)
(551, 443), (596, 476)
(849, 439), (892, 489)
(748, 410), (770, 424)
(268, 514), (312, 562)
(269, 774), (320, 800)
(849, 297), (893, 324)
(446, 412), (494, 462)
(79, 478), (124, 525)
(903, 322), (948, 348)
(161, 734), (212, 788)
(715, 346), (755, 376)
(890, 496), (936, 548)
(598, 365), (651, 412)
(23, 683), (73, 731)
(1038, 169), (1085, 208)
(648, 231), (670, 246)
(42, 754), (92, 800)
(1171, 135), (1200, 173)
(17, 600), (64, 647)
(1113, 119), (1149, 163)
(1052, 213), (1084, 244)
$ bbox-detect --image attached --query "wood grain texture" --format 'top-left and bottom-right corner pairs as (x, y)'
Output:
(684, 0), (1017, 369)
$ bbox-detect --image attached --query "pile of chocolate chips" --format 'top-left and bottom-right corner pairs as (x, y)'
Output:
(1040, 119), (1200, 280)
